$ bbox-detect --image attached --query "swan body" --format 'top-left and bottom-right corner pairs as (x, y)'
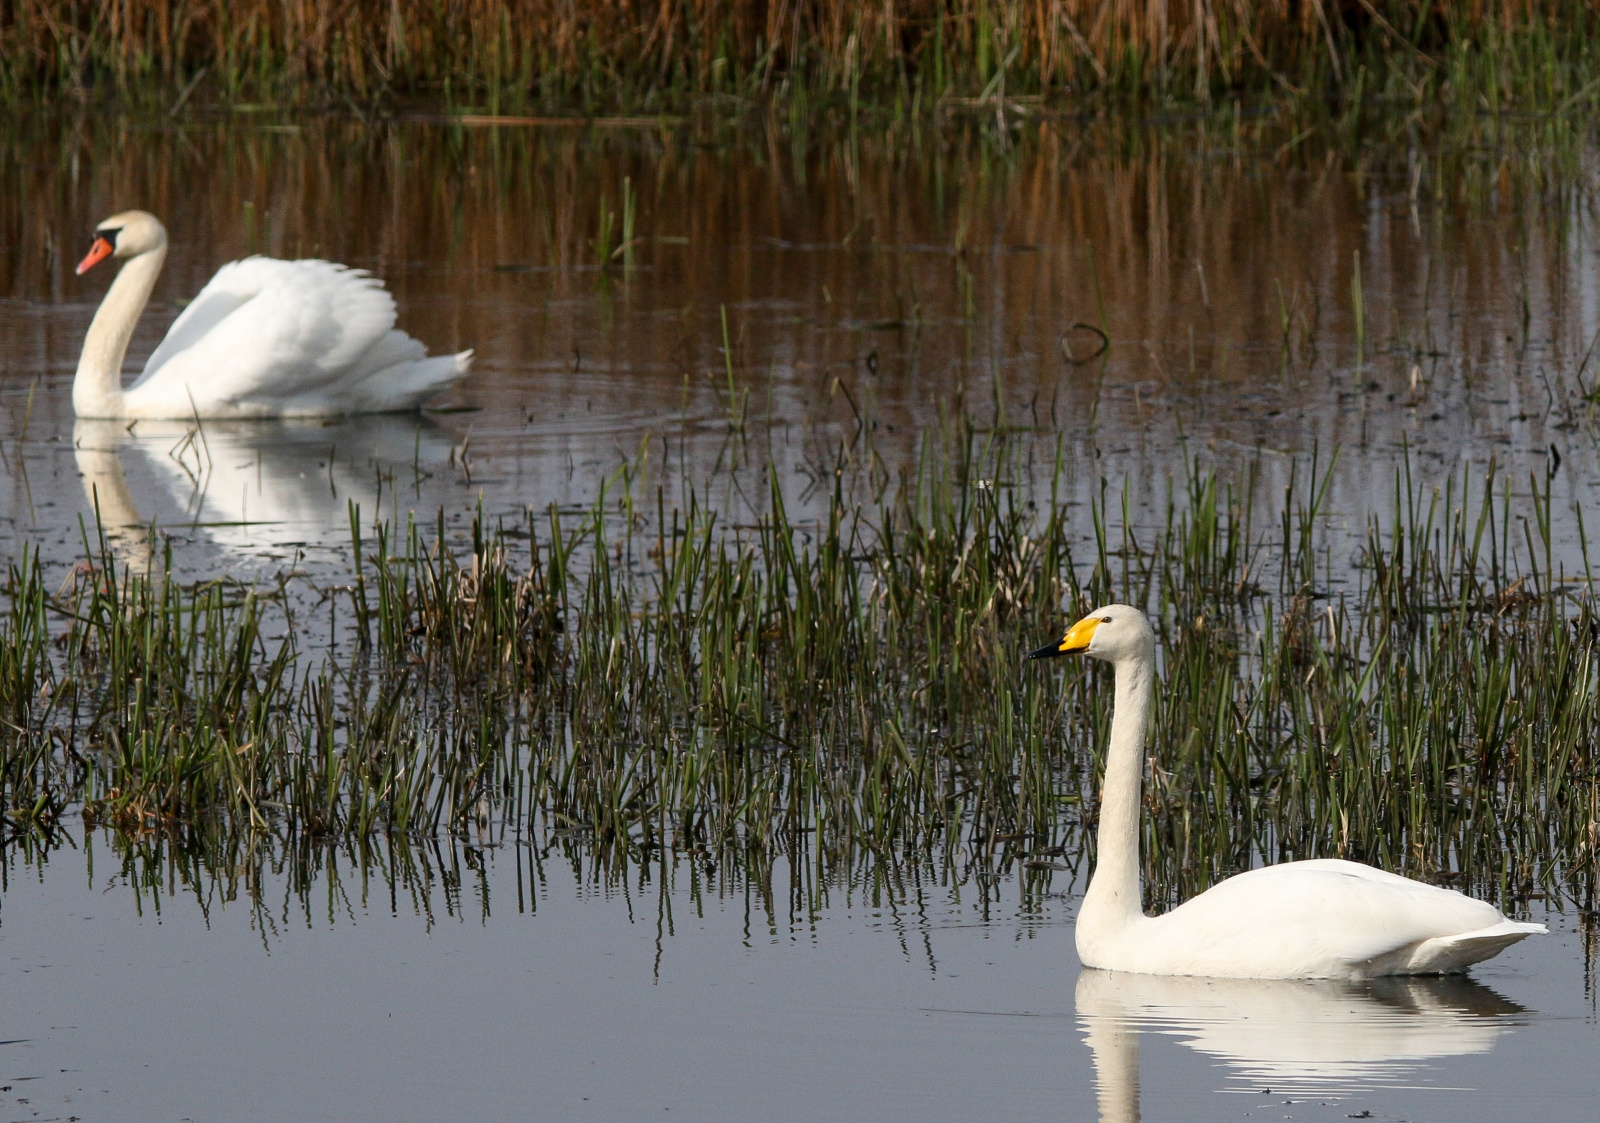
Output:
(1031, 606), (1544, 979)
(73, 210), (471, 419)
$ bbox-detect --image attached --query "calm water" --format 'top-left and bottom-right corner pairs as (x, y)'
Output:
(5, 109), (1598, 566)
(2, 109), (1599, 1120)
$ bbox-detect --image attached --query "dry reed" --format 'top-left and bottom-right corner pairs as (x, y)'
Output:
(1, 1), (1596, 110)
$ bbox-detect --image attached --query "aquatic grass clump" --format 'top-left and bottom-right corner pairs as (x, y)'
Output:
(1, 419), (1597, 926)
(499, 447), (1081, 878)
(352, 507), (566, 687)
(0, 522), (528, 844)
(0, 544), (63, 836)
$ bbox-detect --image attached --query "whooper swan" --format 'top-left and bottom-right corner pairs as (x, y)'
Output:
(1030, 605), (1544, 979)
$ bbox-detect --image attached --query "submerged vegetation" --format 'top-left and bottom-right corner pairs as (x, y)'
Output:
(0, 412), (1595, 927)
(3, 1), (1600, 114)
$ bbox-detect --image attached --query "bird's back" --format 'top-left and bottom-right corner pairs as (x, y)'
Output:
(1096, 859), (1540, 979)
(126, 256), (460, 417)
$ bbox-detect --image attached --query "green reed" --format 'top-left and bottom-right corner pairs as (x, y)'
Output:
(0, 417), (1595, 923)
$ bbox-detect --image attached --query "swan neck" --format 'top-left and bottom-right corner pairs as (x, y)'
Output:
(1088, 653), (1153, 922)
(75, 244), (166, 418)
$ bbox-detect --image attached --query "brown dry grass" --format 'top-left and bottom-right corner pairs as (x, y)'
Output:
(0, 1), (1594, 108)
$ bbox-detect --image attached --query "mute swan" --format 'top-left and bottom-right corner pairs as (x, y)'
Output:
(73, 210), (472, 419)
(1031, 605), (1545, 979)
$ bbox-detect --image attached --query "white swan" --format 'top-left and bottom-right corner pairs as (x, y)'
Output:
(1031, 605), (1545, 979)
(73, 210), (472, 419)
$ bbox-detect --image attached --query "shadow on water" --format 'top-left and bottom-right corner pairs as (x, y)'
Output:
(1078, 969), (1530, 1120)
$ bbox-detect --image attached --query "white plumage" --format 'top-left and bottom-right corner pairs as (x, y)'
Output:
(73, 210), (471, 419)
(1031, 605), (1545, 979)
(1098, 857), (1538, 978)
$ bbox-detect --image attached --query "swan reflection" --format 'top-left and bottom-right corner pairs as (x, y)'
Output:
(72, 416), (458, 564)
(1077, 968), (1527, 1121)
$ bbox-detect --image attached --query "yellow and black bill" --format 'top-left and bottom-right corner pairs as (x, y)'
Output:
(1027, 615), (1100, 659)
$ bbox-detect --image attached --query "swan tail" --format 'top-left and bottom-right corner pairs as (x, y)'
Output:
(1404, 920), (1546, 975)
(348, 349), (470, 413)
(286, 339), (470, 416)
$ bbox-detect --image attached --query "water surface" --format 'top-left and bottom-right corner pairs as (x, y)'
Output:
(2, 110), (1598, 1120)
(0, 844), (1591, 1122)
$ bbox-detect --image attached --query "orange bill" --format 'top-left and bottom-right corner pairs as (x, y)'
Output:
(76, 235), (115, 275)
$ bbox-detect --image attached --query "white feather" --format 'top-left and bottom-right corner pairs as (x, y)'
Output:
(73, 212), (471, 420)
(1040, 604), (1545, 979)
(1112, 859), (1542, 978)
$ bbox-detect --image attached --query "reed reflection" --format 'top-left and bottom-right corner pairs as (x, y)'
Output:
(72, 416), (457, 562)
(1076, 968), (1527, 1121)
(10, 112), (1595, 468)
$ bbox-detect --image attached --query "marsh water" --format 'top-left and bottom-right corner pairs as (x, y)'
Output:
(2, 108), (1600, 1121)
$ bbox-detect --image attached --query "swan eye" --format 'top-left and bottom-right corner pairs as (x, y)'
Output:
(1100, 616), (1113, 623)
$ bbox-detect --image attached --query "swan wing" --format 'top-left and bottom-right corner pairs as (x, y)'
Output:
(137, 258), (282, 381)
(129, 258), (398, 411)
(1141, 860), (1528, 978)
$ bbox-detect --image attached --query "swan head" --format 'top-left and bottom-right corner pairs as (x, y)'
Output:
(76, 210), (168, 275)
(1029, 603), (1154, 664)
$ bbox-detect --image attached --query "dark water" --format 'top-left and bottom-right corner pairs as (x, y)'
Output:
(4, 111), (1596, 564)
(2, 111), (1599, 1120)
